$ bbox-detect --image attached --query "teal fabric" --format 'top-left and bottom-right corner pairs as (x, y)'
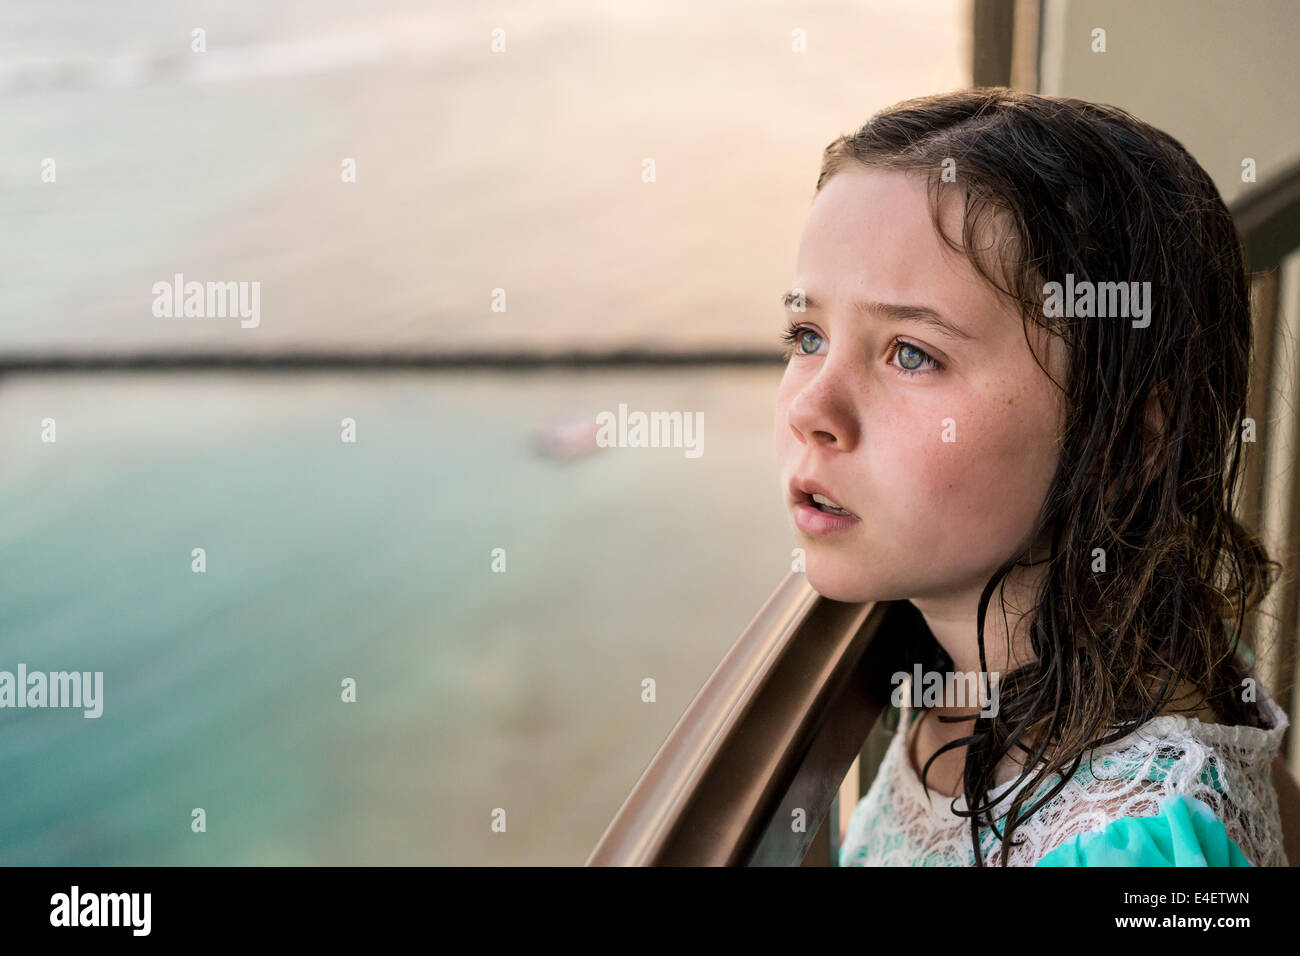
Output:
(1035, 793), (1253, 867)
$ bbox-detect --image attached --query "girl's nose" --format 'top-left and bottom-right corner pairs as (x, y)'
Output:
(786, 363), (860, 452)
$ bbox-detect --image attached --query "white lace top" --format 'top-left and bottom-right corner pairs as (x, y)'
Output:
(840, 683), (1291, 867)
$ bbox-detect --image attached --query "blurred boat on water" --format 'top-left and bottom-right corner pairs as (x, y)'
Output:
(533, 410), (601, 460)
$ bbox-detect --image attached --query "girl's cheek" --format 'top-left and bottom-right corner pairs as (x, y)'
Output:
(912, 404), (1056, 530)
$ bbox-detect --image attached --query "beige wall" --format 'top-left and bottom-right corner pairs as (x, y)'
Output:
(1037, 0), (1300, 205)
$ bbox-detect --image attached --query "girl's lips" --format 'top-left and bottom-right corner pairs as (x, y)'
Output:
(793, 501), (861, 534)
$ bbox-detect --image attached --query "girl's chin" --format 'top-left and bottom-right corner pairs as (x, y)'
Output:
(802, 556), (924, 603)
(803, 567), (885, 604)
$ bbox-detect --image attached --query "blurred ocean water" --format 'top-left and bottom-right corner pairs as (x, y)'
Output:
(0, 368), (800, 863)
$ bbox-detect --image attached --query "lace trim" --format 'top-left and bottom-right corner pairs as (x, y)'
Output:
(841, 684), (1290, 867)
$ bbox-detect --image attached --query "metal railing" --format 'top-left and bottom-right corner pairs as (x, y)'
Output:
(584, 573), (927, 865)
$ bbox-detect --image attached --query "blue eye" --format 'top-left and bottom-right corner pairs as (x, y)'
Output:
(890, 339), (942, 376)
(898, 343), (924, 369)
(780, 322), (824, 357)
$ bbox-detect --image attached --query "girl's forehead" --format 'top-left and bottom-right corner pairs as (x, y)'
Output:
(796, 169), (1028, 341)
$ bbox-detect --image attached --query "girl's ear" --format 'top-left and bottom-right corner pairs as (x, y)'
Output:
(1102, 384), (1171, 509)
(1139, 382), (1172, 484)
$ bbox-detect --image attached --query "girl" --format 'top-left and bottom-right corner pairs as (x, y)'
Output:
(773, 88), (1291, 866)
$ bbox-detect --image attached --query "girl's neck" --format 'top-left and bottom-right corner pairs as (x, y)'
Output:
(907, 552), (1226, 735)
(908, 558), (1045, 695)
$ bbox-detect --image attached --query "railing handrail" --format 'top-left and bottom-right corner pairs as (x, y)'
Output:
(585, 571), (926, 866)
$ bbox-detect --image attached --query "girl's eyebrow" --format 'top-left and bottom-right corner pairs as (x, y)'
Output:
(782, 290), (975, 343)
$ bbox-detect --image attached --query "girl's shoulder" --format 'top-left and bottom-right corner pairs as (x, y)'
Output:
(1024, 683), (1290, 867)
(1034, 792), (1255, 866)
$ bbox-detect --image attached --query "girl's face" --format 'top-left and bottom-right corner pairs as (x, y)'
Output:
(773, 166), (1067, 604)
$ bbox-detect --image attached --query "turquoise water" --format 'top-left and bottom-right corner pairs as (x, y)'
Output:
(0, 368), (794, 863)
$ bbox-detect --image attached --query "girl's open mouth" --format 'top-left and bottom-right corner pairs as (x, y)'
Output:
(809, 492), (855, 516)
(793, 490), (860, 534)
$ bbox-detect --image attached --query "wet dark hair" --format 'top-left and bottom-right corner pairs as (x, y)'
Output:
(816, 87), (1283, 865)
